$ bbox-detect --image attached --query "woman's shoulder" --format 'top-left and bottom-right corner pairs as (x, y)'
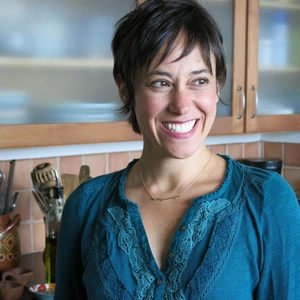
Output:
(63, 160), (137, 216)
(229, 156), (298, 212)
(63, 170), (123, 217)
(230, 157), (283, 186)
(69, 171), (119, 198)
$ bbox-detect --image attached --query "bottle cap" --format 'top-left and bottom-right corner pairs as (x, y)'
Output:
(53, 185), (64, 199)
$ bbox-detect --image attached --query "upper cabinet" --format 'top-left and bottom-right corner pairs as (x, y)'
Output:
(209, 0), (300, 134)
(0, 0), (299, 149)
(245, 0), (300, 133)
(198, 0), (245, 135)
(209, 0), (300, 135)
(0, 0), (134, 125)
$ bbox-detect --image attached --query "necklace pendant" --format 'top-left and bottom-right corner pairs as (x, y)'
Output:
(153, 197), (165, 201)
(152, 194), (180, 201)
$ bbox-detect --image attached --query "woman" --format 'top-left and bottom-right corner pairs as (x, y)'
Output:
(54, 0), (300, 299)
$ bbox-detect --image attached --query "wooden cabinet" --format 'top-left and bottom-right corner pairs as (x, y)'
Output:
(245, 0), (300, 133)
(208, 0), (246, 135)
(0, 0), (141, 149)
(211, 0), (300, 135)
(0, 0), (299, 149)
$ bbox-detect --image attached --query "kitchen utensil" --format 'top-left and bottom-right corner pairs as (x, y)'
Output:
(61, 174), (79, 201)
(0, 169), (4, 188)
(4, 160), (16, 214)
(0, 169), (5, 215)
(9, 192), (19, 213)
(31, 163), (57, 190)
(32, 190), (47, 215)
(33, 185), (50, 212)
(79, 165), (92, 184)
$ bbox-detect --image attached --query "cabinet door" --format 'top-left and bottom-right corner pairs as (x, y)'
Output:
(0, 0), (136, 126)
(245, 0), (300, 133)
(207, 0), (247, 135)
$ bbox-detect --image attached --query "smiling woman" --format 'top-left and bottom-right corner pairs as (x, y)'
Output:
(54, 1), (300, 299)
(130, 38), (218, 159)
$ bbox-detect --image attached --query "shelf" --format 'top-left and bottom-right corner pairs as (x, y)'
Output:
(261, 1), (300, 10)
(259, 66), (300, 72)
(202, 0), (229, 3)
(0, 57), (113, 68)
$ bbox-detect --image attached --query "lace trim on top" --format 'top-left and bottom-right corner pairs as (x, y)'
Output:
(164, 199), (230, 299)
(107, 199), (230, 300)
(185, 195), (243, 299)
(108, 207), (156, 300)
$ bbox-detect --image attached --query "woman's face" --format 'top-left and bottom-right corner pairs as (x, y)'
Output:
(133, 38), (219, 159)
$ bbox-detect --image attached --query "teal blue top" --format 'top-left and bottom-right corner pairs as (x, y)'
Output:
(54, 156), (300, 300)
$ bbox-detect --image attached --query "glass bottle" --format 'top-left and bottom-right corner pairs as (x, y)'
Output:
(44, 184), (64, 284)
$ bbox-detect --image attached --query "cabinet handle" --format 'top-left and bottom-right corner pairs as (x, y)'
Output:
(237, 86), (245, 119)
(250, 85), (258, 118)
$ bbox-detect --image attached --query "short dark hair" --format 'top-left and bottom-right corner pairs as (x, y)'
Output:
(112, 0), (226, 134)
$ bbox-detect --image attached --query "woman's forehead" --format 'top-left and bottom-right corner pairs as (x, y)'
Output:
(147, 40), (215, 74)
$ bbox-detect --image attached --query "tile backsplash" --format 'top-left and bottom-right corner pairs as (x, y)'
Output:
(0, 141), (299, 255)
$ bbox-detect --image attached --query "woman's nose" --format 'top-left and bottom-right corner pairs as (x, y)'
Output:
(168, 88), (190, 115)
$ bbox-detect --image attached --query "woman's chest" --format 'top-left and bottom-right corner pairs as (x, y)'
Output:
(138, 200), (191, 269)
(83, 198), (260, 299)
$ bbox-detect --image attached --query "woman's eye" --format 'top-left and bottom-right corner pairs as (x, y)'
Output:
(193, 78), (209, 86)
(150, 80), (170, 88)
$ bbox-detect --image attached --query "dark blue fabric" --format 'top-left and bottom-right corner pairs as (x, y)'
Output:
(54, 156), (300, 300)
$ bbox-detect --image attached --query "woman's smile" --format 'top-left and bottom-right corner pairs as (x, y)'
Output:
(162, 119), (197, 134)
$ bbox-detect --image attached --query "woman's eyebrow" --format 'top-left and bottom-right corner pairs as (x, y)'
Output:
(190, 69), (212, 75)
(146, 70), (172, 78)
(146, 68), (211, 78)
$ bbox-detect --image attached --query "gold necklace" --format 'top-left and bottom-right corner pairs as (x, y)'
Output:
(138, 150), (212, 201)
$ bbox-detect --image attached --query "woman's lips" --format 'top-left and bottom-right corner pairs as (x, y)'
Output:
(162, 119), (196, 134)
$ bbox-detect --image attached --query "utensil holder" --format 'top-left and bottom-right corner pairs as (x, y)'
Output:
(0, 214), (21, 273)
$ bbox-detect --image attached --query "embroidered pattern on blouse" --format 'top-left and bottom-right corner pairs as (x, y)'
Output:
(164, 199), (230, 299)
(108, 199), (230, 300)
(93, 217), (133, 300)
(108, 206), (156, 300)
(185, 196), (243, 299)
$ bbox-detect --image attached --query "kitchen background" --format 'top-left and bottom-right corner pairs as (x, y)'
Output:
(0, 0), (299, 257)
(0, 135), (299, 255)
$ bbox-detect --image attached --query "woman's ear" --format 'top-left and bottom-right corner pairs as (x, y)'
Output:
(116, 75), (128, 104)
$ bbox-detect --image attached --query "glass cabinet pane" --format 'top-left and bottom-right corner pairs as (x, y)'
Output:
(0, 0), (234, 125)
(0, 0), (134, 125)
(200, 0), (234, 117)
(258, 1), (300, 115)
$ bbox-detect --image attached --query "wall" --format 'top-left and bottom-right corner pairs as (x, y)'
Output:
(0, 140), (299, 255)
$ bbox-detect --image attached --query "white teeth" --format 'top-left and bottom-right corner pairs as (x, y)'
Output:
(163, 120), (196, 133)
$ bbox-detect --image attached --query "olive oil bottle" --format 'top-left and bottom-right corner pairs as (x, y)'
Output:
(44, 183), (64, 284)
